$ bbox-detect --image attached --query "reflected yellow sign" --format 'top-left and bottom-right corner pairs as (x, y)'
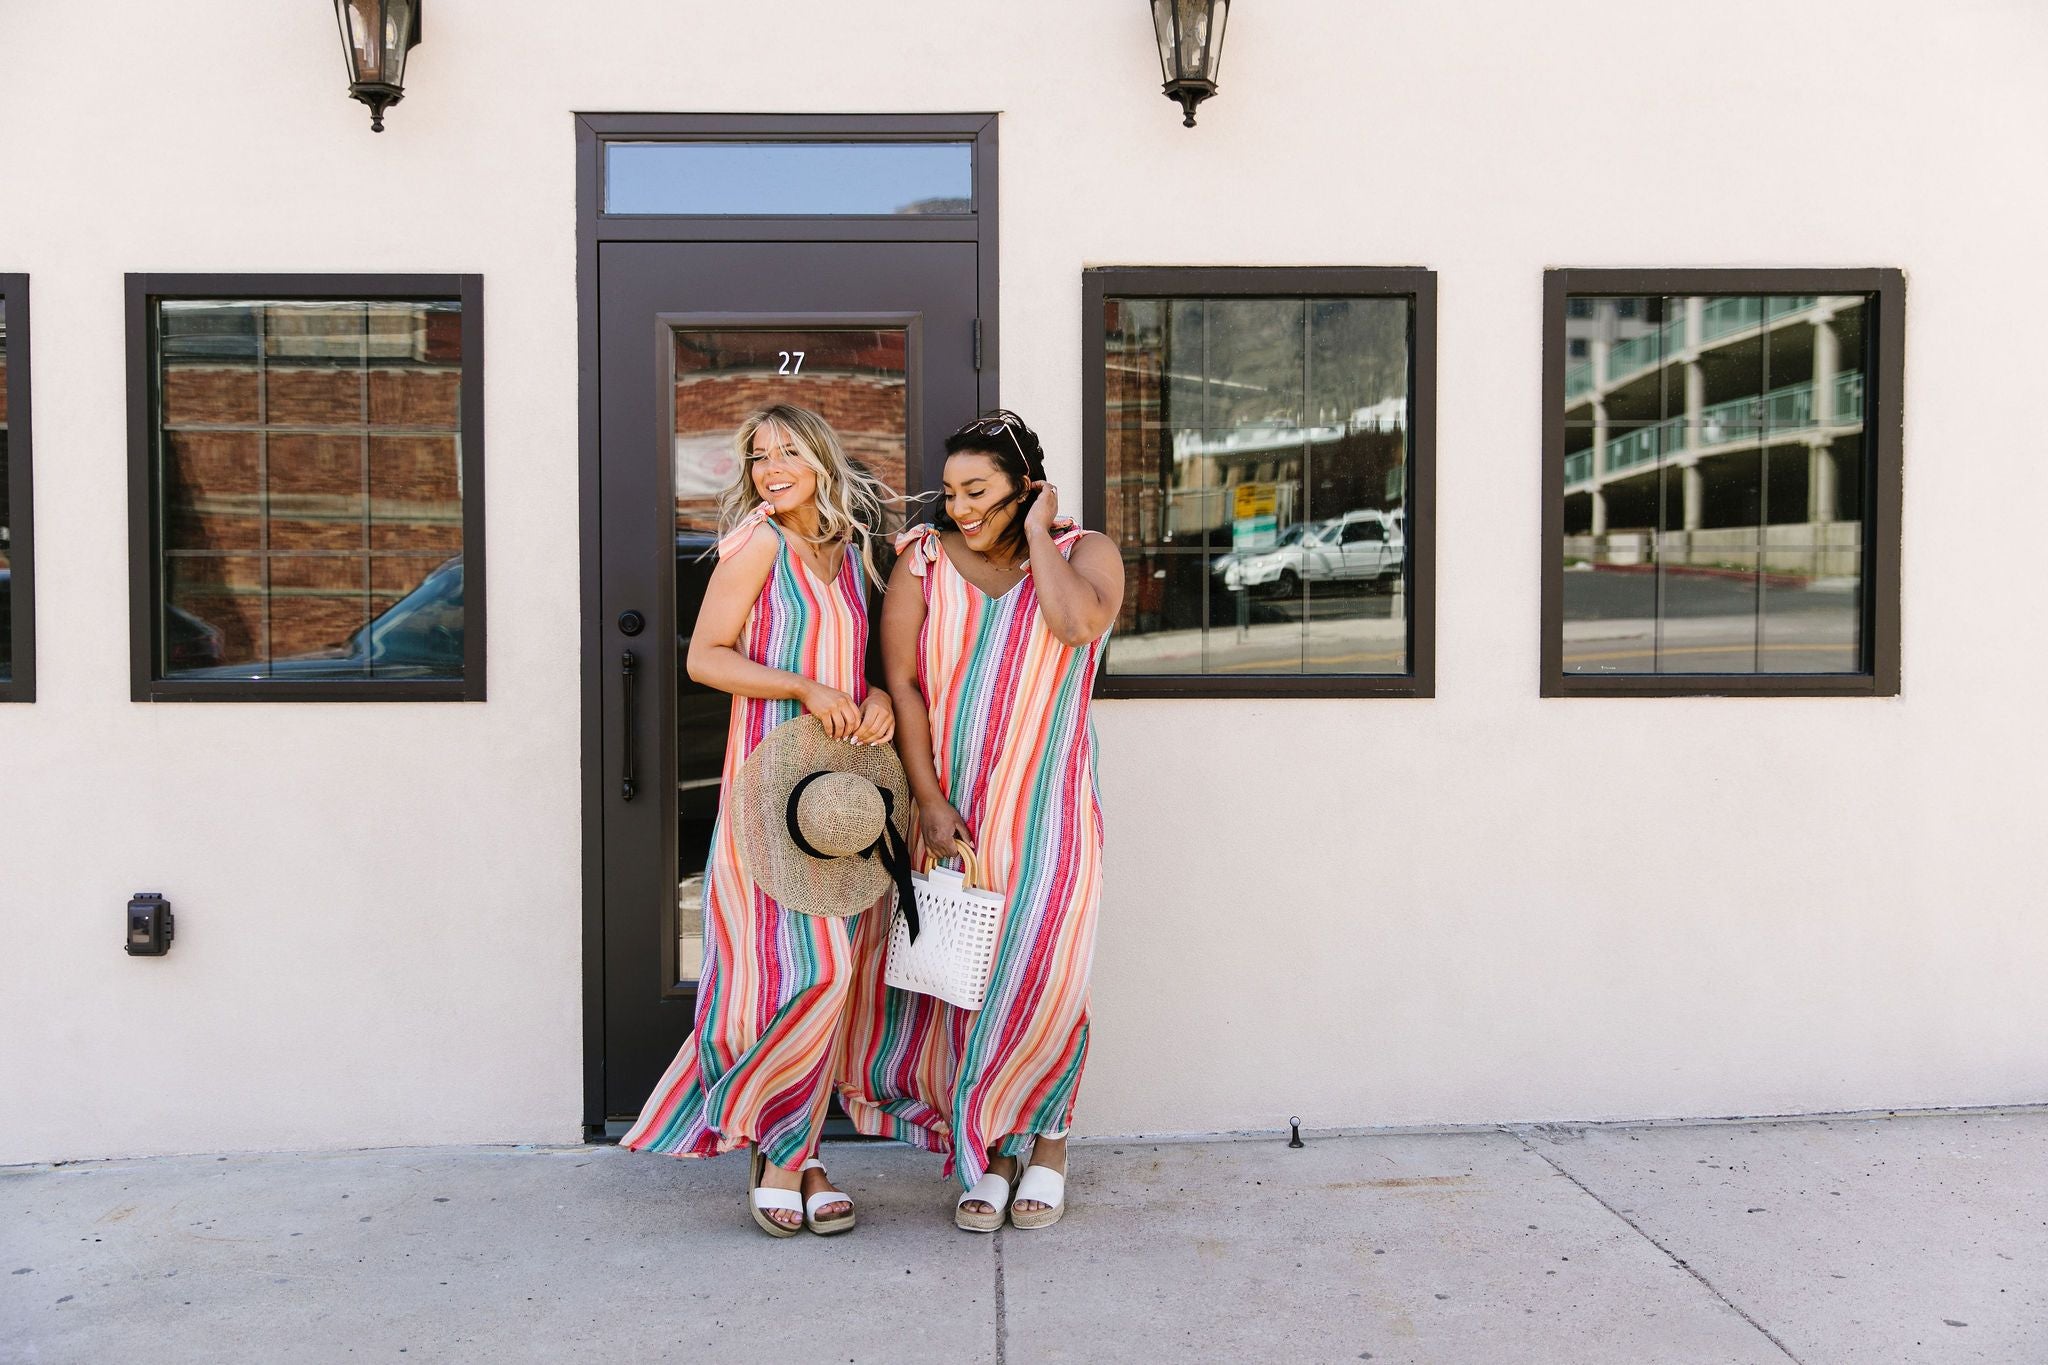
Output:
(1232, 481), (1277, 520)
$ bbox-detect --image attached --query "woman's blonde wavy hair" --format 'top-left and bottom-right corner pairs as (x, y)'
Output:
(718, 404), (898, 582)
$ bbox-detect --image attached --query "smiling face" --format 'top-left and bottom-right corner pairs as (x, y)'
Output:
(748, 421), (820, 515)
(942, 451), (1024, 556)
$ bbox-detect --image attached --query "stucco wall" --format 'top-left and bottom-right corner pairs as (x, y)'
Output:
(2, 0), (2044, 1164)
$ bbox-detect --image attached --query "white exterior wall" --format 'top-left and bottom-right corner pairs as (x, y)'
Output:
(2, 1), (2044, 1164)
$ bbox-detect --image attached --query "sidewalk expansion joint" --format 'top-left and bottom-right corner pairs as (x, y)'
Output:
(1506, 1127), (1805, 1364)
(992, 1224), (1009, 1365)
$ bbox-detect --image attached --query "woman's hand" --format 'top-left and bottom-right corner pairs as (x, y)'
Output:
(918, 798), (971, 862)
(851, 690), (895, 746)
(1024, 478), (1060, 537)
(800, 680), (862, 740)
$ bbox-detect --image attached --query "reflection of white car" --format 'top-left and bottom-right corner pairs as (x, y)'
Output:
(1221, 521), (1332, 594)
(1223, 511), (1403, 594)
(1319, 510), (1404, 586)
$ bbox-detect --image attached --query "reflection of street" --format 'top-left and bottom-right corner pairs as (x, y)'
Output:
(1109, 580), (1407, 676)
(1563, 569), (1859, 673)
(1236, 584), (1403, 624)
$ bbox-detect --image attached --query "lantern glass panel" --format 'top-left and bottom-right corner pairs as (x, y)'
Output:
(337, 0), (415, 84)
(380, 0), (415, 86)
(1177, 1), (1213, 78)
(339, 0), (381, 81)
(1205, 1), (1229, 82)
(1151, 1), (1179, 82)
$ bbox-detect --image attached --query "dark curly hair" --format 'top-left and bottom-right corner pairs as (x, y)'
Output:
(933, 409), (1047, 565)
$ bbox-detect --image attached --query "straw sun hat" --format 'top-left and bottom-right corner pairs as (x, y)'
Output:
(732, 715), (919, 930)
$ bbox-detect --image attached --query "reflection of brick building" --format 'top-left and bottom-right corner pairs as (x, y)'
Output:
(1103, 301), (1163, 633)
(670, 329), (907, 534)
(158, 301), (463, 667)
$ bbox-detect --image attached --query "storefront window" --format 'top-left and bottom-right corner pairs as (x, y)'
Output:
(1085, 268), (1435, 697)
(1546, 270), (1903, 696)
(0, 276), (31, 701)
(0, 295), (12, 685)
(130, 276), (485, 700)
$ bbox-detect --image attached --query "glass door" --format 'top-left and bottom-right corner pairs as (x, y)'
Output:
(597, 239), (979, 1123)
(669, 326), (911, 984)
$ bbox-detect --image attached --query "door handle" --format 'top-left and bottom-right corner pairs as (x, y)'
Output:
(620, 648), (640, 801)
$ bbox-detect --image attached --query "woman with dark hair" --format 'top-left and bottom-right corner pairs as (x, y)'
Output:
(837, 410), (1124, 1231)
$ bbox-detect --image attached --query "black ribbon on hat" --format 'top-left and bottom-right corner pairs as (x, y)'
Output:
(786, 772), (920, 942)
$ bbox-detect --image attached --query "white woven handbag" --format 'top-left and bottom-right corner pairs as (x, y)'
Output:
(885, 839), (1005, 1011)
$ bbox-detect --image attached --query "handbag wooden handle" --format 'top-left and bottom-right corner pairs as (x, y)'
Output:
(922, 836), (986, 891)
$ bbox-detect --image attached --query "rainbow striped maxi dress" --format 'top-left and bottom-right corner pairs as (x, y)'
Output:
(838, 522), (1108, 1190)
(621, 507), (877, 1172)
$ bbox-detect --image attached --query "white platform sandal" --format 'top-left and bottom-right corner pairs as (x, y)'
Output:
(1010, 1137), (1068, 1230)
(800, 1157), (855, 1236)
(747, 1147), (802, 1238)
(955, 1165), (1014, 1233)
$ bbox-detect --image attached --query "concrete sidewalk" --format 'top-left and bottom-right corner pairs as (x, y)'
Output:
(3, 1109), (2042, 1364)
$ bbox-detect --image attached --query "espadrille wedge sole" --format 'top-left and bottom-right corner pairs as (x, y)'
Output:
(748, 1147), (802, 1238)
(1009, 1160), (1066, 1230)
(801, 1157), (855, 1235)
(955, 1168), (1012, 1233)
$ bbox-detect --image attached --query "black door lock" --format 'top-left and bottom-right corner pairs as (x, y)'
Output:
(126, 893), (174, 956)
(617, 609), (645, 637)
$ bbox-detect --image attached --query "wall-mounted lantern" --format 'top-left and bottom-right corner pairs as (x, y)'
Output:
(334, 0), (422, 132)
(1150, 0), (1230, 128)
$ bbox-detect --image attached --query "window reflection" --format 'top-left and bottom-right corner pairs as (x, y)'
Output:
(1104, 295), (1411, 677)
(1561, 294), (1866, 675)
(669, 326), (909, 983)
(154, 298), (465, 680)
(0, 299), (11, 683)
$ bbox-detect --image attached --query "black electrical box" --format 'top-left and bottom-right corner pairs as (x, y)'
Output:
(126, 893), (174, 956)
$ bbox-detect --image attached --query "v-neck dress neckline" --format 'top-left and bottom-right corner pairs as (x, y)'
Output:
(937, 534), (1030, 604)
(774, 521), (850, 591)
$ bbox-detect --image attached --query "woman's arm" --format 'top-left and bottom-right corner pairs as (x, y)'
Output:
(850, 545), (896, 746)
(686, 527), (862, 738)
(1021, 482), (1125, 647)
(881, 547), (969, 852)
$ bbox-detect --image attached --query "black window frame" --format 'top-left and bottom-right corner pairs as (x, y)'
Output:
(1082, 265), (1437, 700)
(1541, 267), (1904, 698)
(126, 273), (487, 702)
(0, 274), (36, 702)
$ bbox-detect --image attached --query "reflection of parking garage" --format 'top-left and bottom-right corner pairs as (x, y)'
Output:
(1561, 296), (1866, 582)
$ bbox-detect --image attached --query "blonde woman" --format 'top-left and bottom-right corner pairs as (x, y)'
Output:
(622, 404), (898, 1237)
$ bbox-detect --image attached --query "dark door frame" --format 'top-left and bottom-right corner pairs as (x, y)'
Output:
(575, 112), (1000, 1136)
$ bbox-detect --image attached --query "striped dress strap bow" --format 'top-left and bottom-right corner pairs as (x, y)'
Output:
(716, 503), (778, 559)
(894, 523), (943, 578)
